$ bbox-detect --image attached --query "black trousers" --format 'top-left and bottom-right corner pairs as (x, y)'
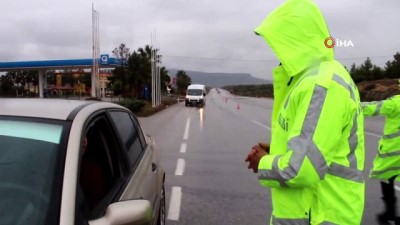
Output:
(380, 176), (398, 217)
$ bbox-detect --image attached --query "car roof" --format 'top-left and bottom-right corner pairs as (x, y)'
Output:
(0, 98), (122, 121)
(188, 84), (205, 89)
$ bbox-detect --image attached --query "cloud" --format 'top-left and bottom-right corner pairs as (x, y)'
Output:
(0, 0), (399, 80)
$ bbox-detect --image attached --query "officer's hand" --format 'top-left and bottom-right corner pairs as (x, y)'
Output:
(258, 142), (270, 154)
(245, 148), (257, 163)
(245, 145), (268, 173)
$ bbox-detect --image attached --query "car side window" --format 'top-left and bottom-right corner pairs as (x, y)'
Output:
(76, 114), (126, 222)
(108, 111), (144, 167)
(130, 114), (147, 149)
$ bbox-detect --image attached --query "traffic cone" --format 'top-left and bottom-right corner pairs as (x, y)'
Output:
(237, 103), (240, 110)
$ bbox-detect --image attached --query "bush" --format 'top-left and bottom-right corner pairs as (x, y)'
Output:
(162, 96), (178, 106)
(364, 83), (376, 91)
(118, 98), (146, 113)
(136, 103), (164, 117)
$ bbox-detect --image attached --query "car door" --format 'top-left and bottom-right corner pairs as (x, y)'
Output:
(75, 111), (133, 224)
(129, 113), (162, 208)
(107, 110), (158, 210)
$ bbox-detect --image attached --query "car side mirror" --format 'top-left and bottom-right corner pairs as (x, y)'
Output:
(203, 93), (206, 96)
(89, 200), (152, 225)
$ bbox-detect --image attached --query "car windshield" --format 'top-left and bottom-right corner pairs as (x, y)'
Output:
(187, 89), (203, 96)
(0, 117), (67, 225)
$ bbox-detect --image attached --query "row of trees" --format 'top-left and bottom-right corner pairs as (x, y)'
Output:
(175, 70), (191, 95)
(109, 44), (192, 98)
(0, 71), (39, 96)
(349, 52), (400, 83)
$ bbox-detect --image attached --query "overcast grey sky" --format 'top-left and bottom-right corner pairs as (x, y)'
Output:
(0, 0), (399, 80)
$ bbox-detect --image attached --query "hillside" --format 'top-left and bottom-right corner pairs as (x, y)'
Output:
(223, 84), (274, 98)
(221, 78), (400, 102)
(168, 69), (270, 87)
(357, 78), (400, 101)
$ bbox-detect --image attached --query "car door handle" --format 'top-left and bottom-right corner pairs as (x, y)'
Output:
(152, 162), (157, 172)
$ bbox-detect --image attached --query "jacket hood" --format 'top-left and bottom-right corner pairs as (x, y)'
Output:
(255, 0), (334, 76)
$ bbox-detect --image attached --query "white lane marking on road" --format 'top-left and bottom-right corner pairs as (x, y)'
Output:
(180, 143), (187, 153)
(167, 186), (182, 221)
(175, 158), (185, 176)
(252, 120), (271, 130)
(365, 132), (381, 138)
(183, 118), (191, 140)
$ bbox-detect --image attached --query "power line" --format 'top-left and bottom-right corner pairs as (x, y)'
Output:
(162, 54), (395, 62)
(163, 55), (276, 62)
(337, 55), (394, 61)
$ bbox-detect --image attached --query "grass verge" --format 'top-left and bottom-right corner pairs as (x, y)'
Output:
(134, 96), (179, 117)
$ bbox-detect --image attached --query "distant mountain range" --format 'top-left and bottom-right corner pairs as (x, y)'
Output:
(168, 69), (270, 88)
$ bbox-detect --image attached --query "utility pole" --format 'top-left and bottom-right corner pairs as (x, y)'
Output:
(91, 3), (100, 98)
(151, 30), (162, 107)
(156, 54), (162, 106)
(151, 37), (155, 107)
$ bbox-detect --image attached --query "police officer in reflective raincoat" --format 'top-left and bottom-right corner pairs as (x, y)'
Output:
(363, 95), (400, 225)
(245, 0), (366, 224)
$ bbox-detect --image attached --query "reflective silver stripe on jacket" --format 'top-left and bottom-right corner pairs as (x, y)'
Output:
(328, 74), (364, 183)
(283, 69), (319, 109)
(260, 74), (364, 184)
(328, 163), (363, 183)
(258, 156), (288, 187)
(259, 85), (328, 184)
(378, 150), (400, 158)
(382, 130), (400, 140)
(371, 166), (400, 176)
(272, 216), (310, 225)
(373, 101), (383, 116)
(321, 222), (338, 225)
(272, 217), (337, 224)
(332, 75), (356, 102)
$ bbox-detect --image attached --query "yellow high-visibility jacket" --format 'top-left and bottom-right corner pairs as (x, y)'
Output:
(255, 0), (365, 224)
(363, 95), (400, 181)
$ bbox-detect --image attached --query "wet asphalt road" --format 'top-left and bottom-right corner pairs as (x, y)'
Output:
(139, 88), (392, 225)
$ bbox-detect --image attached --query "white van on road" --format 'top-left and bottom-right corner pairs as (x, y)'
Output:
(185, 84), (206, 107)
